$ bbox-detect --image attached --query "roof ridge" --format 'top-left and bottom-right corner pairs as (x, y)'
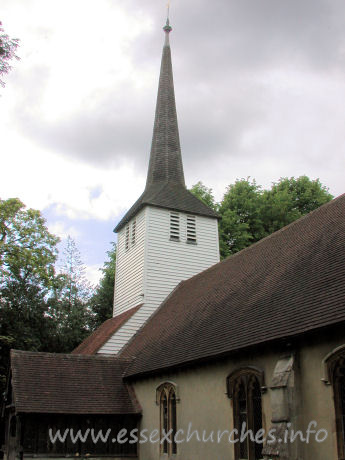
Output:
(10, 349), (129, 361)
(183, 192), (345, 283)
(225, 192), (344, 258)
(122, 192), (345, 377)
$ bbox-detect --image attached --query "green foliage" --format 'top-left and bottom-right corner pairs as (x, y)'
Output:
(0, 197), (61, 392)
(0, 202), (93, 392)
(261, 176), (333, 234)
(59, 236), (93, 304)
(189, 181), (218, 211)
(191, 177), (333, 259)
(220, 176), (333, 258)
(0, 335), (14, 390)
(218, 178), (265, 257)
(0, 21), (20, 87)
(0, 178), (334, 392)
(0, 198), (59, 287)
(48, 236), (93, 352)
(89, 243), (116, 329)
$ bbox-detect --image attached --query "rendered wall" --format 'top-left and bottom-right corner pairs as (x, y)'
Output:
(131, 330), (345, 460)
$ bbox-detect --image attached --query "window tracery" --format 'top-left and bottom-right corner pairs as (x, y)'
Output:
(157, 382), (178, 455)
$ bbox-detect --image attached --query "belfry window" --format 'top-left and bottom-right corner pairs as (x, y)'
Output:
(186, 215), (197, 244)
(157, 383), (178, 455)
(131, 220), (136, 246)
(125, 224), (130, 251)
(125, 220), (137, 251)
(170, 212), (180, 241)
(227, 368), (264, 460)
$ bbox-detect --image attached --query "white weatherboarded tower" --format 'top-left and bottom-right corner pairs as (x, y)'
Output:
(98, 19), (220, 354)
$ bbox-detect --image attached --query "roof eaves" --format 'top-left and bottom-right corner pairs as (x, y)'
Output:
(125, 318), (345, 380)
(114, 192), (219, 233)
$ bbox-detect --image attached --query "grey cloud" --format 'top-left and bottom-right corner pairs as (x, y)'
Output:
(8, 0), (345, 196)
(133, 0), (345, 73)
(14, 80), (155, 170)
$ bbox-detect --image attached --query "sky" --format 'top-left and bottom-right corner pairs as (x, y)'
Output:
(1, 0), (345, 285)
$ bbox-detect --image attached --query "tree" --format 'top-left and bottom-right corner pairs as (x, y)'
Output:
(219, 176), (333, 259)
(0, 335), (14, 390)
(0, 198), (59, 287)
(50, 236), (93, 351)
(89, 243), (116, 329)
(0, 198), (59, 392)
(0, 21), (20, 87)
(59, 236), (92, 304)
(189, 181), (218, 211)
(218, 178), (266, 257)
(261, 176), (333, 234)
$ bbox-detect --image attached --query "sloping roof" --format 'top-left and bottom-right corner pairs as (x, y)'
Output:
(10, 350), (141, 415)
(123, 194), (345, 377)
(72, 305), (141, 355)
(115, 183), (218, 232)
(114, 24), (218, 232)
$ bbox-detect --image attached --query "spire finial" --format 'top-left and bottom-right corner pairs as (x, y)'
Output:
(163, 1), (172, 35)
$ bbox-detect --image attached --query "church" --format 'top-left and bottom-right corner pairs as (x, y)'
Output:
(2, 17), (345, 460)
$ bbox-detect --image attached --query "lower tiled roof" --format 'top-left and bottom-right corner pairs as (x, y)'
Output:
(123, 194), (345, 377)
(10, 350), (141, 414)
(72, 305), (141, 355)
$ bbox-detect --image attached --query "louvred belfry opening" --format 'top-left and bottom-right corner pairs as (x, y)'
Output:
(114, 19), (218, 234)
(105, 15), (220, 355)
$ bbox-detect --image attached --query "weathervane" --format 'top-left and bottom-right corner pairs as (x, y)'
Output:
(163, 0), (172, 35)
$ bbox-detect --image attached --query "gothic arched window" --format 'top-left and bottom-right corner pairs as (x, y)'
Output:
(156, 382), (178, 455)
(227, 368), (265, 460)
(327, 353), (345, 459)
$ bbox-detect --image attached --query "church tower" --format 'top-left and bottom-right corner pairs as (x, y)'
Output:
(98, 18), (220, 354)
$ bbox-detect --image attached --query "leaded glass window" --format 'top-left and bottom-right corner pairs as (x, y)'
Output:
(333, 355), (345, 459)
(157, 383), (178, 456)
(227, 368), (265, 460)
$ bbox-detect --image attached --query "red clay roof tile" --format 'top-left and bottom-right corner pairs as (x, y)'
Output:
(72, 305), (141, 355)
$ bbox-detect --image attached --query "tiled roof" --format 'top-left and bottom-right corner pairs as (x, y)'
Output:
(72, 305), (141, 355)
(115, 183), (218, 232)
(10, 350), (141, 414)
(123, 194), (345, 377)
(115, 26), (218, 232)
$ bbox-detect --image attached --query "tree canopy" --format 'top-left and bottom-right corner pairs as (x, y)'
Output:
(191, 176), (333, 259)
(0, 21), (20, 87)
(189, 181), (218, 211)
(0, 198), (59, 287)
(0, 200), (94, 391)
(49, 236), (93, 352)
(0, 177), (334, 391)
(0, 198), (59, 390)
(89, 242), (116, 329)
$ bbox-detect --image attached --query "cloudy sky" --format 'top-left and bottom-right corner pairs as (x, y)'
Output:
(1, 0), (344, 284)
